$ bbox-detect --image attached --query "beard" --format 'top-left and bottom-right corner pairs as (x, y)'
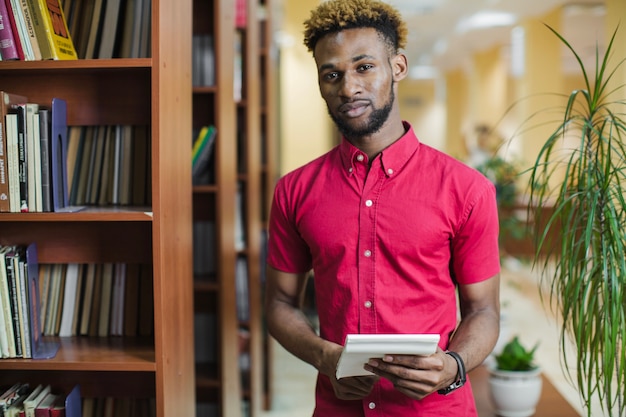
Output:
(328, 82), (395, 139)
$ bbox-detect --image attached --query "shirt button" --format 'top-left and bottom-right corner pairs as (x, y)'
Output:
(364, 301), (372, 308)
(348, 167), (353, 173)
(387, 168), (394, 175)
(365, 200), (373, 207)
(369, 402), (376, 409)
(356, 154), (365, 162)
(364, 250), (372, 257)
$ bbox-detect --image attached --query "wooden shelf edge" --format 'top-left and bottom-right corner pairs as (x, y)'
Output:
(0, 337), (156, 372)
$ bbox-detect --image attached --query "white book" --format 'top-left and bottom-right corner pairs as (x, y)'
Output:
(335, 333), (441, 379)
(58, 263), (79, 337)
(5, 114), (20, 213)
(24, 104), (40, 212)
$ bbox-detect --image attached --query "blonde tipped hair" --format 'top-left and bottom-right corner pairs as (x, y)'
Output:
(303, 0), (408, 54)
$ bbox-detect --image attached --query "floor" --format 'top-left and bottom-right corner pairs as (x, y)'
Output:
(259, 258), (589, 417)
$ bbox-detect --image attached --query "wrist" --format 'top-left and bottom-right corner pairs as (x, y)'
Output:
(437, 351), (467, 395)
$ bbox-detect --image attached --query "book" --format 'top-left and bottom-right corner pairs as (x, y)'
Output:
(15, 247), (32, 358)
(97, 262), (113, 337)
(7, 0), (34, 59)
(24, 102), (39, 212)
(15, 104), (28, 212)
(96, 0), (121, 59)
(335, 333), (441, 379)
(191, 125), (217, 185)
(82, 0), (104, 59)
(0, 246), (14, 357)
(37, 108), (51, 211)
(25, 0), (77, 60)
(87, 264), (102, 337)
(57, 263), (78, 337)
(17, 0), (41, 60)
(2, 0), (24, 59)
(23, 384), (50, 417)
(34, 392), (57, 417)
(5, 248), (23, 356)
(78, 263), (95, 336)
(0, 91), (28, 212)
(5, 113), (20, 212)
(0, 383), (29, 416)
(0, 0), (20, 60)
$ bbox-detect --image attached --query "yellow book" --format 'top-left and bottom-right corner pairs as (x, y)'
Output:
(26, 0), (77, 60)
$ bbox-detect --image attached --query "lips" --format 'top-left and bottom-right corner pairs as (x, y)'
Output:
(339, 101), (369, 118)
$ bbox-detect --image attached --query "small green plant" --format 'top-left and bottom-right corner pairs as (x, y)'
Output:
(495, 336), (539, 372)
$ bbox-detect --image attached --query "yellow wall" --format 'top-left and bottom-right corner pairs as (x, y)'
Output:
(279, 0), (334, 175)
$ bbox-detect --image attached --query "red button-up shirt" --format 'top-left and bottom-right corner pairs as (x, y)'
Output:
(268, 123), (500, 416)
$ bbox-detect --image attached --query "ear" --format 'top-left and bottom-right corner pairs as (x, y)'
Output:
(391, 53), (409, 82)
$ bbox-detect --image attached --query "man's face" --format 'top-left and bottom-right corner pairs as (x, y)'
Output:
(314, 28), (397, 138)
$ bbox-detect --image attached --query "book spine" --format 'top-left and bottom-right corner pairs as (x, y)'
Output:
(0, 117), (9, 211)
(3, 0), (24, 59)
(38, 108), (51, 211)
(18, 0), (41, 59)
(8, 0), (33, 59)
(39, 0), (75, 59)
(0, 0), (19, 60)
(24, 0), (51, 58)
(5, 251), (23, 357)
(5, 113), (20, 212)
(16, 104), (28, 212)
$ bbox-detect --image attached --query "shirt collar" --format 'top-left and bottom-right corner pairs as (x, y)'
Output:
(339, 121), (421, 177)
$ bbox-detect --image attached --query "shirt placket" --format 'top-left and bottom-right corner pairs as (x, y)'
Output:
(356, 154), (382, 335)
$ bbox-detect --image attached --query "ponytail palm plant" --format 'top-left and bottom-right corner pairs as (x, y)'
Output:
(526, 26), (626, 416)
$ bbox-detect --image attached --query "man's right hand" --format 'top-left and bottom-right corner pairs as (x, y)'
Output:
(330, 375), (380, 400)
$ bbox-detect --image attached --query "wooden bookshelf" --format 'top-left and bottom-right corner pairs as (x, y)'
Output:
(0, 1), (195, 417)
(192, 0), (277, 415)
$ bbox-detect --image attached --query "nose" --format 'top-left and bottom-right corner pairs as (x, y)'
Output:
(338, 72), (361, 98)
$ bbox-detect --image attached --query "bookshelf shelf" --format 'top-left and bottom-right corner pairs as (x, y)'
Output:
(0, 209), (154, 222)
(0, 337), (155, 371)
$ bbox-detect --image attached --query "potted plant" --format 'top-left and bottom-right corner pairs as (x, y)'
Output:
(520, 25), (626, 416)
(488, 336), (542, 417)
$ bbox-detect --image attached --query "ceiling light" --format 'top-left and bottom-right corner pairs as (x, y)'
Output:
(456, 11), (517, 33)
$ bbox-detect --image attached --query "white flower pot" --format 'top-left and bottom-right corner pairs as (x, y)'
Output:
(488, 367), (542, 417)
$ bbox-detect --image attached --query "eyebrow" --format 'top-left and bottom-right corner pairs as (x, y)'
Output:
(319, 54), (376, 72)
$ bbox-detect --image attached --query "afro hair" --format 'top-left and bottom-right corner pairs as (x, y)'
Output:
(303, 0), (408, 54)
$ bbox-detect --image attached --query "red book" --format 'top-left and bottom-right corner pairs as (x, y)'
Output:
(34, 393), (58, 417)
(0, 0), (19, 59)
(2, 0), (24, 59)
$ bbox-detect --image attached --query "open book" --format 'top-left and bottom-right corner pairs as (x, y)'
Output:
(336, 334), (441, 379)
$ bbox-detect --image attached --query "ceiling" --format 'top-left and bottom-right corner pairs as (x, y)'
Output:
(384, 0), (606, 78)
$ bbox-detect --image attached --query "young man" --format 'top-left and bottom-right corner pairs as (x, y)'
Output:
(264, 1), (501, 415)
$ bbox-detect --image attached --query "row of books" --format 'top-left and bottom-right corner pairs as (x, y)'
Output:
(0, 0), (153, 61)
(0, 0), (76, 61)
(66, 124), (151, 208)
(0, 244), (59, 360)
(63, 0), (151, 59)
(192, 34), (215, 87)
(0, 383), (80, 417)
(38, 263), (154, 338)
(0, 91), (69, 213)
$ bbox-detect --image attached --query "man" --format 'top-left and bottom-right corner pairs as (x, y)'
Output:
(264, 0), (501, 415)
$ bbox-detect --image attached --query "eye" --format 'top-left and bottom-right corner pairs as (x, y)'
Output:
(323, 72), (340, 81)
(358, 64), (374, 72)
